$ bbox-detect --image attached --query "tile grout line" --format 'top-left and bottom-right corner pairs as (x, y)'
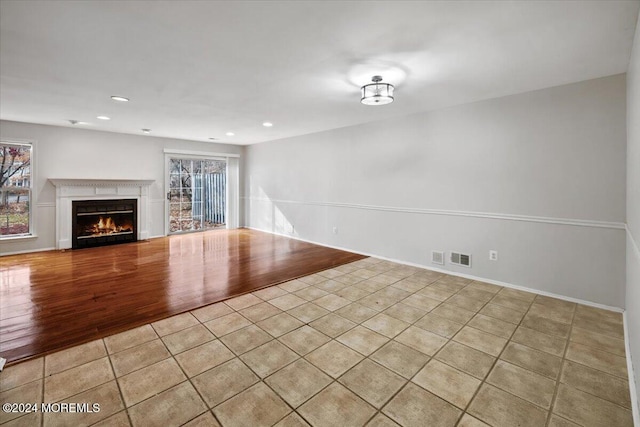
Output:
(350, 273), (444, 422)
(547, 312), (634, 416)
(97, 292), (552, 426)
(104, 338), (135, 427)
(342, 272), (481, 425)
(192, 283), (309, 419)
(396, 275), (502, 422)
(46, 345), (123, 425)
(490, 312), (630, 383)
(114, 319), (203, 425)
(185, 300), (312, 425)
(37, 339), (134, 427)
(153, 317), (220, 426)
(458, 293), (539, 425)
(333, 270), (481, 425)
(325, 261), (418, 425)
(544, 304), (577, 427)
(265, 269), (630, 426)
(174, 313), (266, 425)
(412, 278), (520, 425)
(379, 277), (584, 425)
(242, 262), (408, 425)
(3, 258), (631, 427)
(213, 291), (372, 425)
(0, 270), (472, 427)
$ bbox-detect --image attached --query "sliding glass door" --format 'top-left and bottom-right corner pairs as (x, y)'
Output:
(168, 157), (227, 234)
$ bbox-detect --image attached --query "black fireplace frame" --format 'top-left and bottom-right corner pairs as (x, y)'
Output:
(72, 199), (138, 249)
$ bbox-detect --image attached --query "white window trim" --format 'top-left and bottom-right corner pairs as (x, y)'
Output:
(0, 138), (37, 240)
(163, 148), (240, 158)
(163, 149), (240, 235)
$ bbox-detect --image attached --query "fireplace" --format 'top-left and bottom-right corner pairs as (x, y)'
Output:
(49, 179), (153, 250)
(72, 199), (137, 249)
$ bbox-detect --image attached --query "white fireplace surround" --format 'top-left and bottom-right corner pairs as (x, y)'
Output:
(49, 179), (154, 249)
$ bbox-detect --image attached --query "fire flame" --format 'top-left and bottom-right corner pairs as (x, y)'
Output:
(86, 216), (131, 235)
(97, 216), (117, 232)
(78, 213), (134, 239)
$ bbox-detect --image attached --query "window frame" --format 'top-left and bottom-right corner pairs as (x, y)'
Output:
(0, 139), (36, 240)
(163, 149), (240, 235)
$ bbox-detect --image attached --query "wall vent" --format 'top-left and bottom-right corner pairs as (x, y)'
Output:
(450, 251), (472, 267)
(431, 251), (445, 265)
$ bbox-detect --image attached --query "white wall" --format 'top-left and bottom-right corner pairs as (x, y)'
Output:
(626, 8), (640, 419)
(245, 74), (627, 307)
(0, 120), (243, 254)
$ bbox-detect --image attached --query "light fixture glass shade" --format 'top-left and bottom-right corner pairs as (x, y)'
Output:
(361, 76), (394, 105)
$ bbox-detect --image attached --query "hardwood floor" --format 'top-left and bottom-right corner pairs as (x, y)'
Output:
(0, 229), (365, 364)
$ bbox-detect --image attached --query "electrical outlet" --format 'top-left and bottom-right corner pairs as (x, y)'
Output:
(333, 227), (338, 234)
(489, 250), (498, 261)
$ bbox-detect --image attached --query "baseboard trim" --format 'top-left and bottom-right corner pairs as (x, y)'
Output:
(147, 235), (166, 240)
(1, 247), (56, 256)
(244, 197), (626, 230)
(624, 311), (640, 426)
(248, 226), (624, 313)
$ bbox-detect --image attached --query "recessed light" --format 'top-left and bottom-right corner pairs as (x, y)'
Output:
(97, 115), (111, 120)
(262, 122), (273, 127)
(110, 96), (129, 102)
(141, 129), (151, 134)
(226, 132), (235, 136)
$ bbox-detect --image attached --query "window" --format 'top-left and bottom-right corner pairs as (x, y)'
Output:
(1, 141), (33, 237)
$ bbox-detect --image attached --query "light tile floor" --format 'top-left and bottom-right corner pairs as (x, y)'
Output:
(0, 257), (634, 427)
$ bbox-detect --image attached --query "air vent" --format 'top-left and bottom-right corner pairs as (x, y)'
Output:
(431, 251), (444, 265)
(450, 251), (472, 267)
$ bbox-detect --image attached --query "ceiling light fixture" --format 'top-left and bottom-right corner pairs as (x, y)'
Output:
(68, 120), (88, 125)
(209, 137), (218, 141)
(226, 132), (235, 136)
(361, 75), (394, 106)
(141, 129), (151, 134)
(110, 95), (129, 102)
(96, 115), (111, 120)
(262, 122), (273, 127)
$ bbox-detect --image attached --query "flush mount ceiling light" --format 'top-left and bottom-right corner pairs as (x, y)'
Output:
(141, 129), (151, 134)
(226, 132), (235, 136)
(262, 122), (273, 127)
(96, 115), (111, 120)
(361, 75), (394, 106)
(68, 120), (88, 125)
(110, 95), (129, 102)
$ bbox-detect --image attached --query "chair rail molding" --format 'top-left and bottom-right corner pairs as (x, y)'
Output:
(244, 196), (625, 230)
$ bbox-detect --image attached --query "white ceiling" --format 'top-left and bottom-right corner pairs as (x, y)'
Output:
(1, 1), (638, 145)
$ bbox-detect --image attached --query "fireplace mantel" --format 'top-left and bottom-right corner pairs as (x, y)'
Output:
(49, 178), (154, 249)
(50, 179), (155, 188)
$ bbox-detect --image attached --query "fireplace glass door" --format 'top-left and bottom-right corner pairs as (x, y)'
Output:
(168, 157), (227, 233)
(72, 199), (137, 249)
